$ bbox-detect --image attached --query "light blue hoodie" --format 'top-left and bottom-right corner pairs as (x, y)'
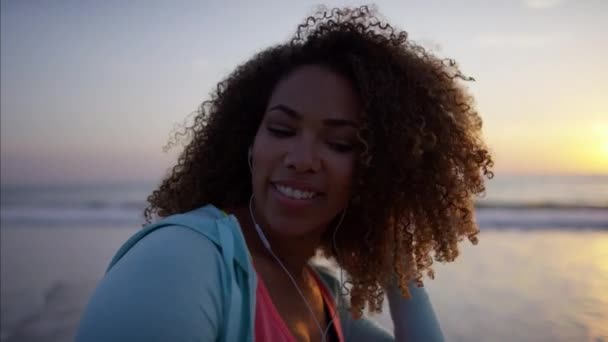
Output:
(76, 204), (444, 341)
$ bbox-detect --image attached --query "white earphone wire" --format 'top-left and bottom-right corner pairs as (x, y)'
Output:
(322, 205), (347, 339)
(249, 195), (327, 341)
(248, 147), (348, 341)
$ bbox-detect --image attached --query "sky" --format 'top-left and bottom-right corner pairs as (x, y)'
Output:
(1, 0), (607, 185)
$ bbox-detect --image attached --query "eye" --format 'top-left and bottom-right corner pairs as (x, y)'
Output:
(267, 126), (294, 138)
(328, 141), (354, 153)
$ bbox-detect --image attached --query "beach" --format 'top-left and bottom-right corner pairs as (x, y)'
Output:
(2, 226), (607, 342)
(1, 177), (607, 341)
(3, 1), (608, 340)
(0, 225), (138, 342)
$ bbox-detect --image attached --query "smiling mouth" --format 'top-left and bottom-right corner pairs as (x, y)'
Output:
(273, 183), (320, 200)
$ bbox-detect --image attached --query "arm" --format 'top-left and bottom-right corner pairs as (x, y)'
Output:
(386, 282), (444, 342)
(341, 283), (444, 342)
(76, 226), (225, 341)
(340, 313), (394, 342)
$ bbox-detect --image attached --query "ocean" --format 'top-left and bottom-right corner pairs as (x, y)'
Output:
(1, 175), (607, 341)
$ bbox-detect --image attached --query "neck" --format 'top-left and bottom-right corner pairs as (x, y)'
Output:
(229, 207), (322, 274)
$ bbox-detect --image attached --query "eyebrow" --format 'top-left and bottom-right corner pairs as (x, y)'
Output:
(267, 104), (358, 129)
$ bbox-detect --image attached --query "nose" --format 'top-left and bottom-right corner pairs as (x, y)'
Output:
(284, 139), (321, 173)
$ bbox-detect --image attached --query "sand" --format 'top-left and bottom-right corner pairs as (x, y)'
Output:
(1, 226), (607, 341)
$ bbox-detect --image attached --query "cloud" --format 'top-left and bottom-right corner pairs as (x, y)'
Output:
(472, 32), (560, 48)
(523, 0), (566, 9)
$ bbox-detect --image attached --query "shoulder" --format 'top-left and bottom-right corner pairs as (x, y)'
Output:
(107, 204), (227, 271)
(310, 263), (395, 341)
(76, 224), (226, 341)
(110, 224), (223, 276)
(310, 262), (342, 297)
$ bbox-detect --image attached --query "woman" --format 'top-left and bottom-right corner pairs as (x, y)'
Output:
(77, 6), (493, 342)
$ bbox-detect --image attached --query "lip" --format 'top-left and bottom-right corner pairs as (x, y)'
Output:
(270, 183), (319, 209)
(271, 180), (324, 195)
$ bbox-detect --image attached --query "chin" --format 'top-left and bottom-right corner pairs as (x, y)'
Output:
(267, 215), (327, 238)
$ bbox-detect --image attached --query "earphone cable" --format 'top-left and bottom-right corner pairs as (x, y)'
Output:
(249, 195), (328, 342)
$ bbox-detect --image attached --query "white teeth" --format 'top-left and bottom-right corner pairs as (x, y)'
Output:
(275, 184), (316, 200)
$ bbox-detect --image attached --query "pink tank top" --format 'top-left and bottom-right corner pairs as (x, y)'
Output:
(254, 268), (345, 342)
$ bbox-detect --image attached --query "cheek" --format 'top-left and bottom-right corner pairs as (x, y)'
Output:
(330, 157), (355, 202)
(251, 134), (276, 186)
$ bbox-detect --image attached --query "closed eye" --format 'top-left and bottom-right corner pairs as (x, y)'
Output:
(267, 126), (294, 138)
(328, 142), (354, 153)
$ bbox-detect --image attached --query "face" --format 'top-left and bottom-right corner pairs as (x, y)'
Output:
(250, 64), (360, 238)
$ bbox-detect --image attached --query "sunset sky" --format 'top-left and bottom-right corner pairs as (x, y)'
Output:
(1, 0), (607, 185)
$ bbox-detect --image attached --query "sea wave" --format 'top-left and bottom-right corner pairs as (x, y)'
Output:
(0, 205), (145, 226)
(477, 201), (608, 210)
(475, 207), (608, 230)
(1, 202), (607, 229)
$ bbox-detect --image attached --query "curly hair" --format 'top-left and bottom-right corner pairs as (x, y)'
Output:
(145, 5), (493, 318)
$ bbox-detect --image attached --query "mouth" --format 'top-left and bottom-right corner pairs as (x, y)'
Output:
(272, 182), (322, 201)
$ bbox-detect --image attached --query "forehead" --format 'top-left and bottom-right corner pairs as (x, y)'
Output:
(266, 64), (361, 122)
